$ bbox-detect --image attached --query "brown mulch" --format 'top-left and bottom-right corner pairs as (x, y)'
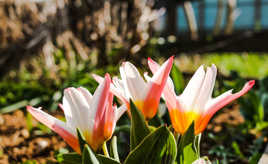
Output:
(0, 110), (68, 164)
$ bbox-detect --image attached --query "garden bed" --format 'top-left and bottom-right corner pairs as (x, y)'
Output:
(0, 104), (266, 163)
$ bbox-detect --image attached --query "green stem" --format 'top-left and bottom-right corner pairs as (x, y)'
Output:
(111, 136), (120, 162)
(102, 141), (110, 157)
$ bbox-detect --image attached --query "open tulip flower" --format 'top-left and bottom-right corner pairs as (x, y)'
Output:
(27, 74), (126, 153)
(93, 57), (173, 120)
(148, 58), (255, 135)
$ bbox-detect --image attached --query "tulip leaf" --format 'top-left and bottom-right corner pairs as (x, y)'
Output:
(77, 128), (88, 153)
(82, 145), (100, 164)
(130, 100), (150, 150)
(96, 154), (121, 164)
(171, 64), (184, 94)
(177, 122), (198, 164)
(125, 126), (177, 164)
(57, 152), (81, 164)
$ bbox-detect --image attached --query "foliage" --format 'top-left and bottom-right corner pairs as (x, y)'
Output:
(1, 52), (268, 163)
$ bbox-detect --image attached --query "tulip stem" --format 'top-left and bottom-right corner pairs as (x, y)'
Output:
(111, 136), (120, 162)
(102, 142), (110, 157)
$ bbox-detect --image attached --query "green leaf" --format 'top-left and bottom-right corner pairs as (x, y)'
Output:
(82, 145), (100, 164)
(0, 97), (41, 114)
(171, 64), (184, 94)
(77, 128), (87, 153)
(96, 154), (121, 164)
(57, 152), (82, 164)
(249, 152), (262, 164)
(261, 93), (268, 121)
(125, 126), (177, 164)
(130, 100), (150, 150)
(231, 141), (245, 160)
(22, 160), (37, 164)
(26, 112), (33, 132)
(57, 146), (119, 164)
(177, 122), (198, 164)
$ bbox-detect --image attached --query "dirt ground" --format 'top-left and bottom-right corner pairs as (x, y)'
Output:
(0, 110), (68, 164)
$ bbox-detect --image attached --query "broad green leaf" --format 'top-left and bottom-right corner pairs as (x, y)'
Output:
(249, 152), (262, 164)
(130, 100), (150, 150)
(171, 64), (184, 94)
(77, 128), (87, 153)
(57, 152), (82, 164)
(177, 122), (198, 164)
(96, 154), (121, 164)
(82, 145), (100, 164)
(125, 126), (177, 164)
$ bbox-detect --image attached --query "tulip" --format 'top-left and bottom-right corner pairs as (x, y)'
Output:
(148, 58), (255, 135)
(192, 158), (212, 164)
(27, 74), (126, 153)
(93, 57), (173, 120)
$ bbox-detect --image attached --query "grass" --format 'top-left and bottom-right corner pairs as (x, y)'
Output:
(175, 53), (268, 79)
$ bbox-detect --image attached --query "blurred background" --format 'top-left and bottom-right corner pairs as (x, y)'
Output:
(0, 0), (268, 163)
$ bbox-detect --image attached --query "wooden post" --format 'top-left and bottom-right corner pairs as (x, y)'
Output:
(255, 0), (261, 30)
(213, 0), (224, 36)
(224, 0), (237, 35)
(183, 1), (198, 40)
(165, 1), (178, 35)
(198, 0), (205, 34)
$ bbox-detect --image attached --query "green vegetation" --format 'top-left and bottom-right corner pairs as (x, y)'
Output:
(176, 53), (268, 79)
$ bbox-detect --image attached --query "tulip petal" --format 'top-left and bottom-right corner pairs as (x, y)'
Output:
(103, 93), (116, 139)
(120, 62), (147, 101)
(180, 65), (205, 111)
(59, 101), (75, 132)
(115, 104), (127, 121)
(77, 87), (93, 106)
(91, 92), (114, 151)
(112, 77), (130, 105)
(92, 73), (104, 84)
(91, 74), (111, 135)
(64, 88), (90, 131)
(196, 80), (255, 134)
(148, 57), (177, 110)
(194, 64), (217, 112)
(93, 74), (129, 105)
(143, 56), (173, 118)
(27, 106), (79, 153)
(147, 57), (160, 73)
(205, 80), (255, 116)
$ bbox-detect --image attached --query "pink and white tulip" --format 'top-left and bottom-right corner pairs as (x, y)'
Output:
(27, 74), (126, 152)
(93, 57), (173, 120)
(148, 58), (255, 135)
(192, 158), (212, 164)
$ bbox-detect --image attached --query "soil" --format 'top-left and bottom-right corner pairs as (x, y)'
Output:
(0, 110), (68, 164)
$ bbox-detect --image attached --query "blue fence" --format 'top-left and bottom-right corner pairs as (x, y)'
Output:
(174, 0), (268, 32)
